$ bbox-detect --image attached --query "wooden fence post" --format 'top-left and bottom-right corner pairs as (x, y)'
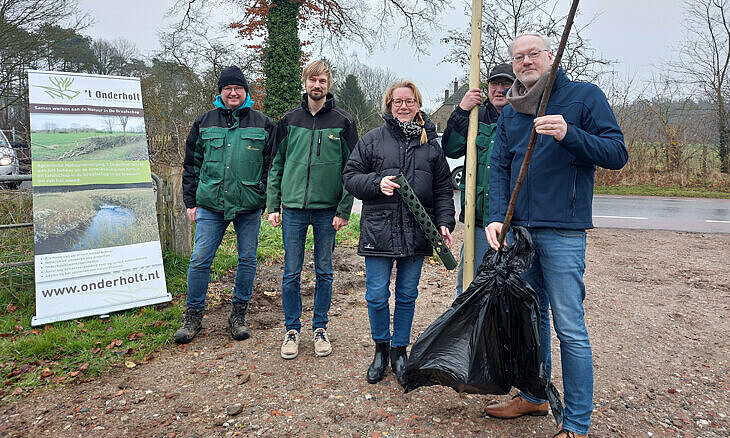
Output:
(153, 164), (191, 255)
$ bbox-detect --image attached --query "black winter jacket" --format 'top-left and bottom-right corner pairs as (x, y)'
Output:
(343, 113), (456, 257)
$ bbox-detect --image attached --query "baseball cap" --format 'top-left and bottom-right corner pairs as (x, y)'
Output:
(488, 63), (515, 82)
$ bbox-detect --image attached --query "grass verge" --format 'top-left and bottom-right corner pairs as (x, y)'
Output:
(0, 213), (360, 401)
(595, 185), (730, 199)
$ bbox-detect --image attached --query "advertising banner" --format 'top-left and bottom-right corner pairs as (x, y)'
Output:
(28, 70), (170, 326)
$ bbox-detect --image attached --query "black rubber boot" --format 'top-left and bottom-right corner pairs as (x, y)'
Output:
(228, 301), (250, 341)
(390, 346), (408, 386)
(174, 308), (204, 344)
(366, 342), (391, 384)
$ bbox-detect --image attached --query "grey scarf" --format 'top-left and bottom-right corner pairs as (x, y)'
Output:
(506, 72), (550, 115)
(384, 113), (422, 141)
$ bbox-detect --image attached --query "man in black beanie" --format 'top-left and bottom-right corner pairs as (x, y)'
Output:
(176, 66), (275, 344)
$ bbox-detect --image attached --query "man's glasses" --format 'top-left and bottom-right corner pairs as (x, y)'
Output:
(392, 98), (417, 107)
(511, 49), (548, 63)
(489, 80), (513, 88)
(222, 86), (245, 94)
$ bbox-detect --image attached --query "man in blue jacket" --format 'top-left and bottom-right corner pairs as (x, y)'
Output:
(484, 34), (628, 438)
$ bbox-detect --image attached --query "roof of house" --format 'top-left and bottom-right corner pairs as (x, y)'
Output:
(444, 83), (470, 106)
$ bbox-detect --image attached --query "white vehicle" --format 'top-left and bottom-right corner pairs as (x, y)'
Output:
(0, 130), (20, 188)
(436, 133), (464, 190)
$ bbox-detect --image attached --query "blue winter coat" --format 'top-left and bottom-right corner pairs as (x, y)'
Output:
(488, 69), (628, 229)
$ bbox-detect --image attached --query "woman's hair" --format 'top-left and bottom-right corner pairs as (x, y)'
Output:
(301, 60), (333, 85)
(382, 80), (428, 144)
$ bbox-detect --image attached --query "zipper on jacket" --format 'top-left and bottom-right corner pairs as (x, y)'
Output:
(317, 131), (322, 157)
(526, 152), (531, 228)
(571, 165), (577, 216)
(399, 136), (408, 256)
(302, 116), (317, 209)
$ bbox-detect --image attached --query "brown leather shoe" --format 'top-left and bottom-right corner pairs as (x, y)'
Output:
(553, 429), (587, 438)
(484, 395), (549, 419)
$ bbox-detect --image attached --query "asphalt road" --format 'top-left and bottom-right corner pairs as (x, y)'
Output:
(352, 193), (730, 234)
(591, 194), (730, 233)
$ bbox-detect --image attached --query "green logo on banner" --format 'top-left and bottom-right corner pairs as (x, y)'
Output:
(35, 76), (81, 100)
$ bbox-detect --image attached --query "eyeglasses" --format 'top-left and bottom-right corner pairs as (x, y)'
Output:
(489, 80), (513, 88)
(392, 98), (417, 107)
(222, 86), (245, 94)
(511, 49), (548, 63)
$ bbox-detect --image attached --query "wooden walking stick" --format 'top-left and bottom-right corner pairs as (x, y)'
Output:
(497, 0), (581, 248)
(462, 0), (482, 289)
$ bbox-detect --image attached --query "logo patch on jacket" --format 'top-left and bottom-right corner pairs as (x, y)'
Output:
(328, 134), (340, 140)
(247, 145), (260, 151)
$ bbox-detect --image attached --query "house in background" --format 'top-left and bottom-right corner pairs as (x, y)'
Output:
(430, 79), (469, 133)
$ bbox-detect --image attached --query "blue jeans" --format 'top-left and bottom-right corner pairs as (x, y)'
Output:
(455, 225), (490, 296)
(517, 228), (592, 436)
(364, 256), (424, 347)
(186, 206), (261, 310)
(281, 208), (337, 332)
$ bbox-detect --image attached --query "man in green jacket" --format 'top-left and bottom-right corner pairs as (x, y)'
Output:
(176, 65), (275, 344)
(266, 60), (358, 360)
(441, 63), (514, 295)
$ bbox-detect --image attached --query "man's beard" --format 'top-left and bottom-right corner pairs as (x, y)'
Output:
(307, 90), (326, 101)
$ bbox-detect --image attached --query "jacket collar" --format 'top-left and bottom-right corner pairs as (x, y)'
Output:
(213, 94), (254, 118)
(301, 92), (335, 115)
(483, 99), (500, 119)
(383, 111), (439, 145)
(506, 67), (568, 115)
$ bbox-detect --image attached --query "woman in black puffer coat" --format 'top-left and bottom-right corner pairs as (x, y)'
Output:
(343, 80), (456, 385)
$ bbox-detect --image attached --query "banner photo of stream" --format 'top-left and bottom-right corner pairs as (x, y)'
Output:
(28, 70), (171, 326)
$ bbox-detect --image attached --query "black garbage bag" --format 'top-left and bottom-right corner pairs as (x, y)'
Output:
(401, 226), (563, 425)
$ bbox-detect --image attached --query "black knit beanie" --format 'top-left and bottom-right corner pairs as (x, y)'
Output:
(218, 66), (249, 93)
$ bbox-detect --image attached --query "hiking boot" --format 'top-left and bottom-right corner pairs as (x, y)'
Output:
(390, 345), (408, 387)
(313, 328), (332, 357)
(366, 342), (390, 384)
(553, 430), (586, 438)
(280, 329), (300, 359)
(228, 301), (250, 341)
(484, 394), (549, 419)
(174, 308), (204, 344)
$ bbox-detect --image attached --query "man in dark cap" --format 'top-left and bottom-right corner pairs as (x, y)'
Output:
(176, 65), (276, 344)
(441, 63), (515, 295)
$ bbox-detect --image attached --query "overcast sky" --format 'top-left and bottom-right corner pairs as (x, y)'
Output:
(77, 0), (685, 109)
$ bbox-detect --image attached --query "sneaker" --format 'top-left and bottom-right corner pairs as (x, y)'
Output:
(280, 329), (300, 359)
(313, 328), (332, 357)
(174, 308), (204, 344)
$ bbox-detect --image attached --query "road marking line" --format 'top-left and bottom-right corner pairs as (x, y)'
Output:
(594, 215), (648, 220)
(705, 220), (730, 224)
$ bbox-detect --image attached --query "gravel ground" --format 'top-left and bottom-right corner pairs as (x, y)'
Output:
(1, 226), (728, 438)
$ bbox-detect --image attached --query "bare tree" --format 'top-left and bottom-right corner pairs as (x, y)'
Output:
(90, 38), (139, 75)
(333, 60), (397, 110)
(169, 0), (451, 57)
(118, 116), (128, 137)
(0, 0), (87, 140)
(669, 0), (730, 173)
(104, 117), (115, 134)
(441, 0), (613, 83)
